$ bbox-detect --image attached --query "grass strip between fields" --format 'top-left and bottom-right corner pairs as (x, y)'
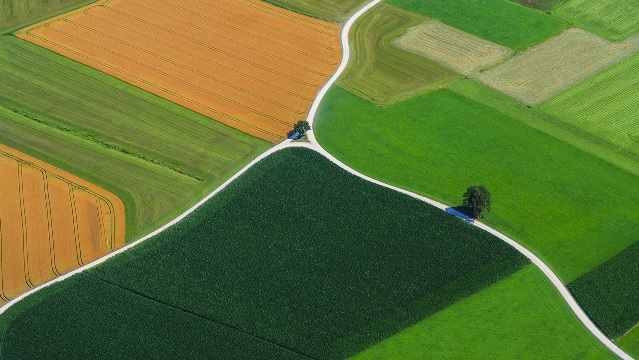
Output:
(0, 0), (95, 35)
(315, 85), (639, 282)
(0, 148), (529, 359)
(0, 35), (271, 241)
(263, 0), (369, 22)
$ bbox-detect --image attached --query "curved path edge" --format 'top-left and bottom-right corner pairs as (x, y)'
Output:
(0, 1), (633, 360)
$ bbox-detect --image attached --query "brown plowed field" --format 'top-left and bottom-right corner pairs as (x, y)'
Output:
(0, 144), (125, 306)
(17, 0), (342, 143)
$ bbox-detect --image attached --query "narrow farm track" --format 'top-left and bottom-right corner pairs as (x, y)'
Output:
(1, 1), (633, 359)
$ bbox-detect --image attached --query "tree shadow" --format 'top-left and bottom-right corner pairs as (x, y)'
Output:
(452, 205), (474, 218)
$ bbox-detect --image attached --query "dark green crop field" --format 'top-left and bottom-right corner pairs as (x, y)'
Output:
(314, 85), (639, 282)
(0, 275), (306, 360)
(0, 36), (270, 241)
(568, 240), (639, 339)
(386, 0), (565, 49)
(0, 148), (528, 359)
(0, 0), (92, 34)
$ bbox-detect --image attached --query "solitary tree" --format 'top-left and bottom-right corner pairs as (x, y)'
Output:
(463, 185), (492, 219)
(294, 120), (311, 136)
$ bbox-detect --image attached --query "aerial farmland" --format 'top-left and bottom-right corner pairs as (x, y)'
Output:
(0, 0), (638, 359)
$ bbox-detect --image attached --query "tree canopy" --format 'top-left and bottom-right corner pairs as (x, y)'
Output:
(463, 185), (492, 219)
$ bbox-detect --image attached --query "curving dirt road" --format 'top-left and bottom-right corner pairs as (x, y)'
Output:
(0, 1), (633, 359)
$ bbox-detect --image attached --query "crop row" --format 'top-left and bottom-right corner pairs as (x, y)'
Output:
(568, 240), (639, 339)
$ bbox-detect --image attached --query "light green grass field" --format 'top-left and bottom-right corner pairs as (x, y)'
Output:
(619, 327), (639, 359)
(0, 36), (270, 241)
(315, 85), (639, 282)
(386, 0), (565, 49)
(511, 0), (563, 9)
(0, 0), (92, 34)
(538, 52), (639, 162)
(263, 0), (368, 22)
(352, 265), (614, 359)
(555, 0), (639, 41)
(451, 79), (639, 177)
(337, 4), (458, 105)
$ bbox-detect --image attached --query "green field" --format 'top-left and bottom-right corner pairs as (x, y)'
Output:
(0, 36), (270, 241)
(538, 52), (639, 162)
(264, 0), (368, 22)
(353, 265), (614, 359)
(337, 4), (459, 105)
(0, 148), (528, 359)
(555, 0), (639, 41)
(0, 0), (92, 34)
(386, 0), (565, 49)
(0, 274), (306, 359)
(619, 327), (639, 359)
(568, 240), (639, 339)
(315, 85), (639, 282)
(511, 0), (563, 9)
(451, 79), (639, 177)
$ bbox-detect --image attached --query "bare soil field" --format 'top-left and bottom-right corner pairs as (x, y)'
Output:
(17, 0), (342, 143)
(0, 144), (124, 306)
(393, 20), (512, 76)
(477, 29), (639, 105)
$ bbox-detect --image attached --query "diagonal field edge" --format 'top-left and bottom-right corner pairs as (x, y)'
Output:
(85, 273), (317, 360)
(0, 1), (633, 359)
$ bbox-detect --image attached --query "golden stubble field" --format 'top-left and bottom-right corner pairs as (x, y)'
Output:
(0, 144), (125, 305)
(17, 0), (342, 143)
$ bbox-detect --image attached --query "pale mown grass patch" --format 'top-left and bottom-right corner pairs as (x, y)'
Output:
(477, 29), (639, 105)
(393, 19), (512, 76)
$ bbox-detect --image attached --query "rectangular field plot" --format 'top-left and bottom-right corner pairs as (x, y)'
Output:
(555, 0), (639, 41)
(568, 240), (639, 339)
(0, 144), (125, 305)
(478, 29), (639, 105)
(386, 0), (565, 49)
(17, 0), (342, 143)
(393, 20), (512, 76)
(538, 51), (639, 157)
(338, 4), (458, 105)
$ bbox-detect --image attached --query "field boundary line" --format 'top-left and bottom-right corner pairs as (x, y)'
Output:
(85, 273), (317, 359)
(1, 2), (633, 360)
